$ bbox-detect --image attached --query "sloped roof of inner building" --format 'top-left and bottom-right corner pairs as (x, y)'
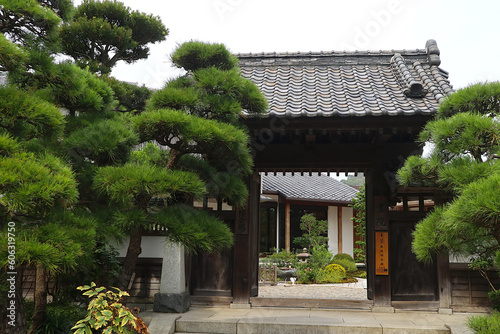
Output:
(238, 40), (453, 118)
(262, 173), (359, 204)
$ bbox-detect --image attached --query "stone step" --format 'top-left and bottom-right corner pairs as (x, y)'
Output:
(149, 307), (475, 334)
(175, 316), (450, 334)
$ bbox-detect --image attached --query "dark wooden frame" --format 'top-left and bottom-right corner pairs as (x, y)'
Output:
(188, 113), (454, 308)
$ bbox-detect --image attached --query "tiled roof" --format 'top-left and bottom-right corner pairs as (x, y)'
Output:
(262, 173), (359, 203)
(238, 40), (453, 118)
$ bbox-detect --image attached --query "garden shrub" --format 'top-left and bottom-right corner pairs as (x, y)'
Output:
(261, 248), (297, 268)
(488, 290), (500, 312)
(468, 312), (500, 333)
(332, 253), (355, 263)
(298, 268), (317, 284)
(25, 301), (87, 334)
(309, 245), (333, 269)
(324, 264), (346, 277)
(356, 271), (367, 278)
(72, 283), (149, 334)
(331, 258), (358, 273)
(316, 264), (346, 283)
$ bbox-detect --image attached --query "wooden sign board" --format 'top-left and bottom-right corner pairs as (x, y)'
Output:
(375, 232), (389, 275)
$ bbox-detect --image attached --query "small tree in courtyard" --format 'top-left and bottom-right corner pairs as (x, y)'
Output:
(350, 187), (366, 263)
(294, 213), (328, 250)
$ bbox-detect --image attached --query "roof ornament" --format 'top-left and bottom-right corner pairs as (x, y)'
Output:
(391, 53), (428, 98)
(425, 39), (441, 66)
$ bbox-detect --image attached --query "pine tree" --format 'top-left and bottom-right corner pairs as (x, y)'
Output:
(60, 0), (168, 74)
(96, 41), (267, 290)
(397, 82), (500, 265)
(0, 2), (119, 332)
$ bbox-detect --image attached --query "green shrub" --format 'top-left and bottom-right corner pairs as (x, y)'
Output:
(489, 290), (500, 312)
(297, 268), (317, 284)
(316, 264), (347, 283)
(25, 301), (87, 334)
(331, 258), (358, 273)
(72, 283), (149, 334)
(262, 248), (296, 267)
(356, 271), (367, 278)
(317, 269), (345, 283)
(308, 245), (332, 269)
(333, 253), (355, 262)
(468, 312), (500, 333)
(299, 264), (347, 284)
(324, 264), (347, 277)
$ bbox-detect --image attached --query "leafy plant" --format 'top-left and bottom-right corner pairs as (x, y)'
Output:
(296, 245), (334, 284)
(350, 187), (366, 263)
(297, 268), (317, 284)
(332, 253), (355, 262)
(489, 291), (500, 312)
(308, 245), (333, 269)
(331, 258), (358, 273)
(72, 283), (149, 334)
(293, 214), (328, 250)
(468, 312), (500, 334)
(25, 301), (88, 334)
(316, 270), (345, 284)
(261, 248), (297, 268)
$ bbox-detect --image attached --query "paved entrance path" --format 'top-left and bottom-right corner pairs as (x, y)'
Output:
(257, 279), (368, 300)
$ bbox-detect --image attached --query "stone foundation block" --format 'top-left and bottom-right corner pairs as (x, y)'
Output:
(153, 292), (190, 313)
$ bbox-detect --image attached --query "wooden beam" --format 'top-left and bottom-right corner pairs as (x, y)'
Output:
(437, 254), (452, 310)
(285, 202), (291, 252)
(338, 207), (343, 254)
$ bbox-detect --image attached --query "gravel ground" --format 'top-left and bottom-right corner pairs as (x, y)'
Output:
(257, 279), (368, 300)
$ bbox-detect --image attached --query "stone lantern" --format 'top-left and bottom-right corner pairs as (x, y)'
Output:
(296, 248), (311, 263)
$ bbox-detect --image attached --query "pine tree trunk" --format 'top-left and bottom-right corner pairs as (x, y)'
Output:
(166, 149), (181, 170)
(117, 229), (143, 291)
(29, 263), (47, 334)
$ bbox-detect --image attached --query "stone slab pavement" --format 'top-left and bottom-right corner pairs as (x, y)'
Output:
(257, 279), (368, 300)
(142, 306), (480, 334)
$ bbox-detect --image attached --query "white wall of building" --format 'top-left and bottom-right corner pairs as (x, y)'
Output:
(112, 236), (167, 258)
(327, 205), (354, 258)
(327, 206), (339, 255)
(341, 206), (354, 258)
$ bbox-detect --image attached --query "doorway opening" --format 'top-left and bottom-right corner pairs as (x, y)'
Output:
(254, 172), (370, 308)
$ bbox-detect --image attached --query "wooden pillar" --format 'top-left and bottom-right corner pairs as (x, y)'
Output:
(337, 207), (343, 254)
(232, 172), (261, 306)
(285, 202), (291, 252)
(276, 200), (280, 251)
(366, 166), (392, 311)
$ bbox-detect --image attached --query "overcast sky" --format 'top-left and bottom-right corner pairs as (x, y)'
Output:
(75, 0), (500, 90)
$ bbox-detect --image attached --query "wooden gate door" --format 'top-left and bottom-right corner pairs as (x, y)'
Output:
(390, 221), (438, 301)
(187, 212), (235, 297)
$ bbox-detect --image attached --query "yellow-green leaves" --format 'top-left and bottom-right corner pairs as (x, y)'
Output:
(72, 283), (149, 334)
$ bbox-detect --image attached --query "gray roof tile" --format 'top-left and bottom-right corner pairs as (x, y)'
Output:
(262, 173), (359, 203)
(238, 40), (451, 118)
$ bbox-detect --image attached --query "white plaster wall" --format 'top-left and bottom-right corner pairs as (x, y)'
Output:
(449, 254), (471, 263)
(327, 206), (338, 254)
(111, 236), (166, 258)
(341, 206), (354, 258)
